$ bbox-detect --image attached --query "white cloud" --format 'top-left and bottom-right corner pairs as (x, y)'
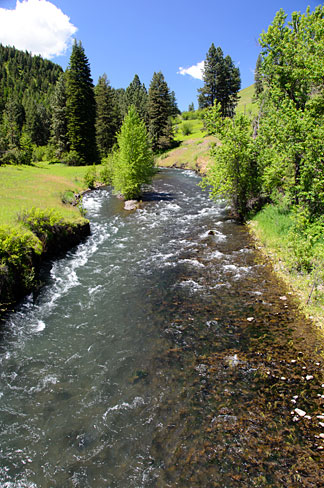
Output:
(0, 0), (77, 59)
(178, 61), (205, 81)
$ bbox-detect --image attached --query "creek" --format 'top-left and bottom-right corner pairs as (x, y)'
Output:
(0, 168), (324, 487)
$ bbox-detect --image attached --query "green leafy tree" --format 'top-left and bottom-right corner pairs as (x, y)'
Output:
(51, 73), (69, 156)
(66, 40), (98, 164)
(125, 74), (148, 124)
(112, 105), (155, 199)
(257, 5), (324, 218)
(203, 103), (259, 220)
(198, 44), (241, 117)
(148, 71), (174, 151)
(95, 74), (118, 158)
(188, 102), (195, 112)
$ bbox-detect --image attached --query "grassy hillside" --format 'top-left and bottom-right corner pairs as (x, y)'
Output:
(236, 84), (258, 117)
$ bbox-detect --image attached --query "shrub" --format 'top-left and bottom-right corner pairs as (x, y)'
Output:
(84, 164), (97, 189)
(61, 190), (76, 205)
(100, 155), (114, 184)
(182, 122), (192, 136)
(63, 150), (86, 166)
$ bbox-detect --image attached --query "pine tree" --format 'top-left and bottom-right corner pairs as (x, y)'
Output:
(169, 90), (181, 117)
(125, 74), (148, 124)
(254, 54), (263, 99)
(112, 105), (155, 199)
(95, 74), (118, 158)
(51, 73), (69, 156)
(148, 71), (174, 151)
(198, 43), (241, 116)
(65, 40), (98, 164)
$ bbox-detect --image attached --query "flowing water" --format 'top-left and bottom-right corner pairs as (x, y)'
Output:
(0, 168), (324, 487)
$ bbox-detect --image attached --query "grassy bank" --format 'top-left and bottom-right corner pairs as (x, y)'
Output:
(0, 162), (95, 312)
(249, 204), (324, 331)
(0, 162), (92, 227)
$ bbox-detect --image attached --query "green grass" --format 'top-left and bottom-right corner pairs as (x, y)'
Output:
(0, 162), (93, 228)
(249, 204), (324, 331)
(173, 116), (206, 142)
(236, 84), (259, 117)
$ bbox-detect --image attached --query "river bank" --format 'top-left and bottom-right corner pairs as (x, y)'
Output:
(0, 162), (96, 316)
(158, 144), (324, 335)
(0, 169), (323, 486)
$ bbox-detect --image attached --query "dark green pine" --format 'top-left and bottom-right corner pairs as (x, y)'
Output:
(66, 40), (98, 164)
(148, 71), (174, 151)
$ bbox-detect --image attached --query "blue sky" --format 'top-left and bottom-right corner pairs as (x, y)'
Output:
(0, 0), (320, 111)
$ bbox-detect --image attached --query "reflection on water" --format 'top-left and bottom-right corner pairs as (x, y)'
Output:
(0, 169), (323, 487)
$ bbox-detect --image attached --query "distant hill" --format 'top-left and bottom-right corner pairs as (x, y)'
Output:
(0, 44), (63, 113)
(0, 44), (63, 146)
(236, 84), (258, 117)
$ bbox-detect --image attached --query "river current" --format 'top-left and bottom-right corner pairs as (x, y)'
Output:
(0, 169), (324, 487)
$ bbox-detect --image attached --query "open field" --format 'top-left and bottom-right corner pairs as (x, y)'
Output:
(0, 162), (93, 228)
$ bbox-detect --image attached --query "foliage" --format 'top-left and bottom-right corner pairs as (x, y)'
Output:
(198, 43), (241, 116)
(0, 225), (41, 267)
(84, 164), (97, 189)
(182, 122), (192, 136)
(100, 155), (114, 184)
(65, 40), (98, 164)
(254, 54), (263, 99)
(63, 150), (86, 166)
(125, 74), (148, 124)
(112, 106), (155, 199)
(148, 71), (174, 151)
(0, 225), (42, 296)
(202, 103), (259, 220)
(51, 73), (69, 157)
(95, 74), (118, 158)
(0, 44), (62, 150)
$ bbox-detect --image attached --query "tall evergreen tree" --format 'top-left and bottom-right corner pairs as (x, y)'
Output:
(65, 40), (97, 164)
(125, 74), (148, 124)
(95, 74), (118, 158)
(148, 71), (174, 151)
(198, 43), (241, 116)
(51, 73), (69, 156)
(169, 90), (181, 117)
(254, 54), (263, 99)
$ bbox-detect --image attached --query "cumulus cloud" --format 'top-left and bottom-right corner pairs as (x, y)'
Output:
(0, 0), (77, 59)
(178, 61), (205, 81)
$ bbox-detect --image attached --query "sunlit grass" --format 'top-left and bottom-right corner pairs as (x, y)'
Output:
(236, 84), (259, 117)
(0, 162), (93, 228)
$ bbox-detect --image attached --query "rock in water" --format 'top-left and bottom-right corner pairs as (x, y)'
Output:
(124, 200), (139, 211)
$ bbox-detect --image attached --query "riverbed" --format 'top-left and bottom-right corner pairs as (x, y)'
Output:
(0, 168), (323, 487)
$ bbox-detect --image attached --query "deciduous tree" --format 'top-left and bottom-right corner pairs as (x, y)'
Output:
(112, 105), (155, 199)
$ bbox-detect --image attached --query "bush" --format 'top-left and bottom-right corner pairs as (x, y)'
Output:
(0, 225), (42, 297)
(182, 122), (192, 136)
(63, 150), (86, 166)
(84, 164), (97, 189)
(100, 155), (114, 184)
(61, 190), (76, 205)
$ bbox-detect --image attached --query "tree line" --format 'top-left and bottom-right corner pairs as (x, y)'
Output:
(0, 40), (179, 166)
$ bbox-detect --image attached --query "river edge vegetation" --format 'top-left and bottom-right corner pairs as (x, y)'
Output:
(2, 4), (324, 334)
